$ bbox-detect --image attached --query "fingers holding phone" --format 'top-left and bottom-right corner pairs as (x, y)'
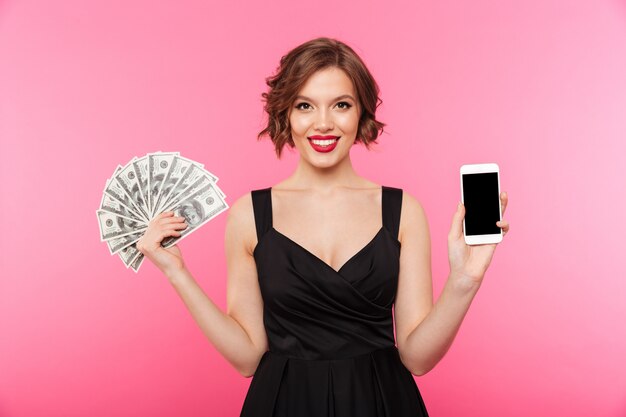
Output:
(447, 164), (510, 283)
(496, 191), (509, 236)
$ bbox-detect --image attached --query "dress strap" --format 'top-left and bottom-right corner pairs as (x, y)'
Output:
(251, 187), (273, 242)
(382, 186), (403, 241)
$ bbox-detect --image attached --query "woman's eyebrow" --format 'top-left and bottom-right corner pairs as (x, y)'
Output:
(295, 94), (356, 103)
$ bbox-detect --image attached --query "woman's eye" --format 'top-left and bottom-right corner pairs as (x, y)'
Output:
(336, 101), (352, 109)
(295, 102), (311, 110)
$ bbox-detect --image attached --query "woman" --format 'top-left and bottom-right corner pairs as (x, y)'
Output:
(137, 37), (510, 416)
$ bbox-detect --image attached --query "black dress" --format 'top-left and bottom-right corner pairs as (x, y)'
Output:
(240, 186), (429, 417)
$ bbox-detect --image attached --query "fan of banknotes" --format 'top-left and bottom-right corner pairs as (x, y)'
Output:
(96, 152), (228, 272)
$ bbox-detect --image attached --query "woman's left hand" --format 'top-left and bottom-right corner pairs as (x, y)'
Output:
(447, 191), (509, 286)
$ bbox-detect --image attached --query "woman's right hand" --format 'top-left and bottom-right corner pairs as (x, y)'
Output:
(136, 211), (189, 276)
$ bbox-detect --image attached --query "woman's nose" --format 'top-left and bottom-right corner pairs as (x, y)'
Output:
(314, 109), (333, 131)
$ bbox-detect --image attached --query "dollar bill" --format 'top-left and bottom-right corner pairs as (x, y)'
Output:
(148, 151), (179, 217)
(100, 187), (146, 223)
(198, 167), (225, 199)
(161, 181), (229, 248)
(118, 242), (141, 267)
(129, 253), (144, 272)
(153, 156), (204, 214)
(160, 173), (213, 213)
(106, 231), (143, 255)
(97, 210), (147, 241)
(114, 158), (150, 220)
(103, 169), (149, 222)
(158, 164), (214, 212)
(198, 166), (217, 183)
(132, 156), (151, 215)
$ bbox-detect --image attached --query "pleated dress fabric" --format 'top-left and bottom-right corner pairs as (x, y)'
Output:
(240, 186), (429, 417)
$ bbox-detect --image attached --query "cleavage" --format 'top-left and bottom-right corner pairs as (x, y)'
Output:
(270, 187), (383, 272)
(272, 225), (383, 273)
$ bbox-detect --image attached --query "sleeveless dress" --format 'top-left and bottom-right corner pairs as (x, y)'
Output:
(240, 186), (429, 417)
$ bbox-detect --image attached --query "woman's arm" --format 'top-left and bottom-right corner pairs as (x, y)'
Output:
(137, 193), (268, 377)
(394, 192), (509, 376)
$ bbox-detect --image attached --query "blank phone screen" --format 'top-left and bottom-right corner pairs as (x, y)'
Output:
(462, 172), (500, 235)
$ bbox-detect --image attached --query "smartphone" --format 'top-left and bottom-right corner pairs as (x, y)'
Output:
(460, 163), (502, 245)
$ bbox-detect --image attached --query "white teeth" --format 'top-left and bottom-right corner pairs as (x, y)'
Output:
(311, 139), (337, 146)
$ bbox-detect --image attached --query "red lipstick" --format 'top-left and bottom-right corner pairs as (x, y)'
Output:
(307, 135), (340, 153)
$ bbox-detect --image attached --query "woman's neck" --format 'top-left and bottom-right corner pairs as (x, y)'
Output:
(280, 155), (366, 193)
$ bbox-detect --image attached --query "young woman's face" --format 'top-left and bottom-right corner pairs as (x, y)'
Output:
(288, 67), (360, 168)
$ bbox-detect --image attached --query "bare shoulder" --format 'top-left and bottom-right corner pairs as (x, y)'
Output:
(398, 190), (429, 243)
(225, 192), (257, 255)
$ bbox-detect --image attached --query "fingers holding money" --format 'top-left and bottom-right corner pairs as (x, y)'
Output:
(135, 213), (188, 274)
(138, 213), (187, 253)
(156, 214), (188, 236)
(157, 212), (188, 226)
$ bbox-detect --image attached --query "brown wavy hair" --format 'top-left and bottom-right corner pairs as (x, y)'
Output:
(257, 37), (386, 158)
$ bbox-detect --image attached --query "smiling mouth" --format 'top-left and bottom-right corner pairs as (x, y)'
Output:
(308, 136), (340, 146)
(307, 136), (340, 153)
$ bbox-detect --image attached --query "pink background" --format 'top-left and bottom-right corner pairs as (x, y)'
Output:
(1, 0), (625, 416)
